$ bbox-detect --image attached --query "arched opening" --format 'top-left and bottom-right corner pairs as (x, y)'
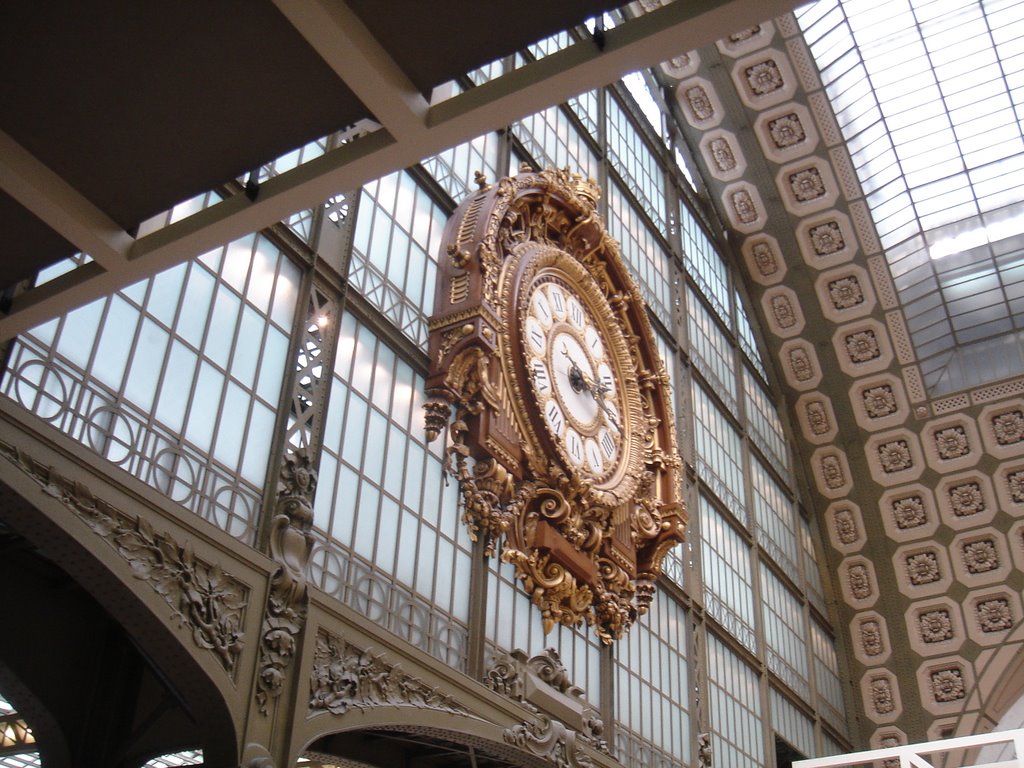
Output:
(0, 502), (237, 768)
(304, 728), (546, 768)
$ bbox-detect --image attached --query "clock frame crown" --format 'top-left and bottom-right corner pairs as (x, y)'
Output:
(425, 167), (686, 643)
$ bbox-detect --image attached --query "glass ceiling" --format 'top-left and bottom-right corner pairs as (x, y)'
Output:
(797, 0), (1024, 395)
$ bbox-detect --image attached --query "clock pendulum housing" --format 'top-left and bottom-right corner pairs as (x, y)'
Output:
(424, 167), (686, 643)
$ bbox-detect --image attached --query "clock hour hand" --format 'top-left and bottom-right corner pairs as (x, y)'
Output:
(563, 351), (620, 433)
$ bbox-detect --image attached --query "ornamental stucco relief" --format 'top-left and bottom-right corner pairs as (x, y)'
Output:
(861, 670), (902, 723)
(742, 234), (786, 286)
(892, 544), (951, 597)
(906, 598), (964, 657)
(922, 416), (981, 473)
(950, 531), (1010, 586)
(964, 588), (1020, 645)
(936, 472), (997, 529)
(754, 103), (819, 163)
(917, 658), (975, 715)
(979, 400), (1024, 458)
(865, 429), (924, 486)
(776, 158), (839, 215)
(731, 50), (797, 109)
(827, 500), (865, 553)
(796, 210), (858, 268)
(879, 485), (938, 542)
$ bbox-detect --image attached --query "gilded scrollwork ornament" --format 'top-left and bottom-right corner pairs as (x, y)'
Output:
(425, 169), (686, 643)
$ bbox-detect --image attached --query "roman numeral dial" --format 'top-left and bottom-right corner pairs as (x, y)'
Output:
(523, 277), (626, 484)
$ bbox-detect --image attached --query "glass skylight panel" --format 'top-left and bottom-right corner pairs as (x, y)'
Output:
(800, 0), (1024, 393)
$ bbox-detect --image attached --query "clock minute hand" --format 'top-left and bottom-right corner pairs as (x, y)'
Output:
(570, 359), (621, 434)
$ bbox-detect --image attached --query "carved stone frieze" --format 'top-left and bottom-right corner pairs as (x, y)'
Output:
(503, 714), (596, 768)
(257, 450), (317, 713)
(0, 442), (247, 674)
(485, 648), (605, 751)
(309, 629), (466, 716)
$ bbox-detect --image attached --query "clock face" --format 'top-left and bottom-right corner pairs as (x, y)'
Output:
(524, 278), (625, 482)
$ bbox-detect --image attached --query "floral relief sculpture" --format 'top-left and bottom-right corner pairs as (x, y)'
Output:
(789, 347), (815, 382)
(878, 440), (913, 474)
(863, 385), (897, 419)
(846, 330), (881, 363)
(993, 410), (1024, 446)
(821, 454), (846, 490)
(918, 610), (953, 644)
(768, 113), (806, 149)
(771, 294), (797, 328)
(309, 630), (466, 716)
(949, 482), (985, 517)
(860, 619), (883, 656)
(730, 26), (762, 43)
(668, 53), (692, 71)
(833, 506), (859, 545)
(809, 221), (845, 256)
(977, 598), (1012, 633)
(934, 426), (970, 461)
(828, 277), (864, 310)
(751, 241), (779, 277)
(892, 495), (927, 530)
(686, 86), (715, 121)
(930, 668), (966, 703)
(1, 444), (248, 675)
(962, 539), (999, 574)
(1008, 470), (1024, 505)
(745, 60), (784, 96)
(807, 401), (832, 436)
(906, 552), (940, 585)
(257, 450), (317, 713)
(709, 138), (736, 172)
(870, 676), (895, 715)
(731, 189), (759, 224)
(848, 563), (872, 600)
(789, 168), (826, 202)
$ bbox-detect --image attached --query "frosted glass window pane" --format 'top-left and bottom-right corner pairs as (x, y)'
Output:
(247, 243), (278, 314)
(397, 507), (423, 586)
(232, 307), (265, 388)
(313, 312), (470, 669)
(155, 344), (198, 433)
(221, 236), (255, 292)
(205, 290), (240, 368)
(213, 382), (248, 467)
(355, 485), (382, 559)
(186, 362), (224, 453)
(94, 296), (138, 387)
(383, 424), (406, 499)
(124, 320), (169, 411)
(148, 263), (186, 327)
(341, 395), (368, 468)
(56, 302), (103, 368)
(256, 327), (288, 405)
(177, 267), (216, 348)
(331, 465), (359, 543)
(270, 258), (300, 329)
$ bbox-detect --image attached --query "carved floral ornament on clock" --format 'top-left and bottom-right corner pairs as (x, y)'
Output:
(423, 167), (686, 643)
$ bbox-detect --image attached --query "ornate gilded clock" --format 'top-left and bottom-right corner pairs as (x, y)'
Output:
(424, 167), (685, 643)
